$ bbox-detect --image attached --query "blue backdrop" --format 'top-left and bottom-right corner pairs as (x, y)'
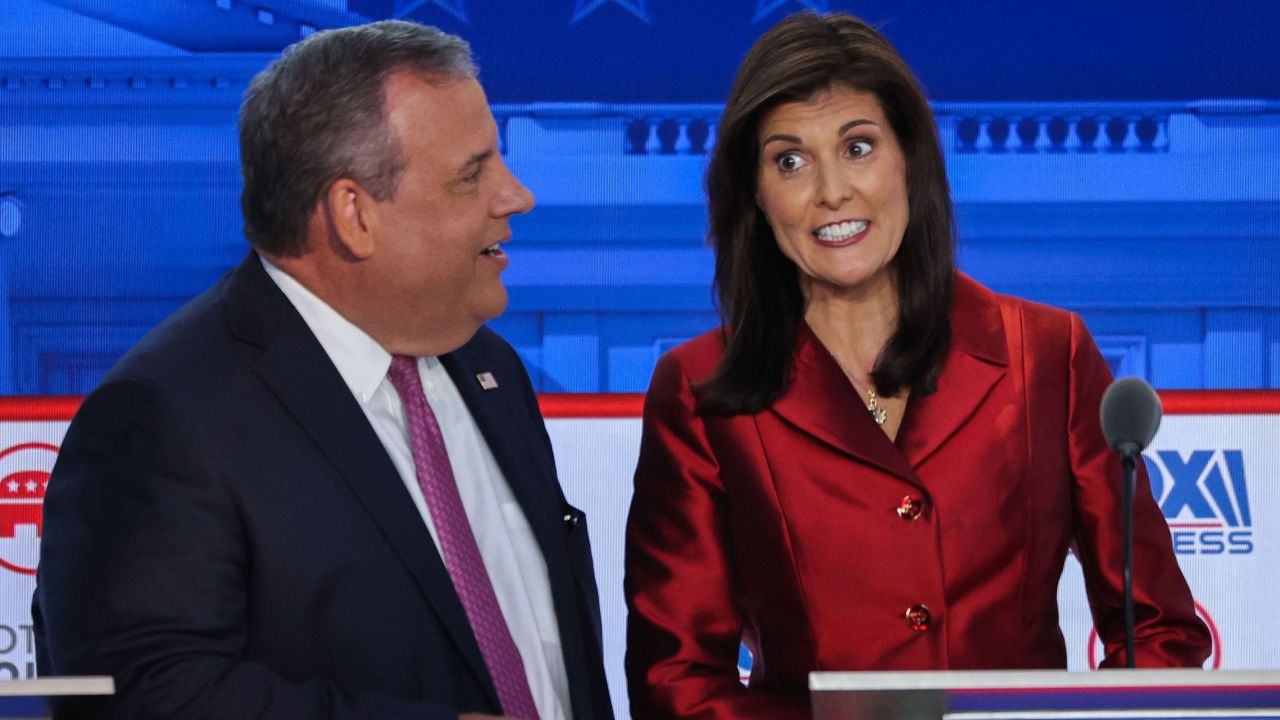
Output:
(1, 0), (1278, 395)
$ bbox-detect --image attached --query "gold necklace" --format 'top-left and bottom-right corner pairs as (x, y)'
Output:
(833, 356), (889, 426)
(845, 371), (889, 426)
(865, 388), (888, 425)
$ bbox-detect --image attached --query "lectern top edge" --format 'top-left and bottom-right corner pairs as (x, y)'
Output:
(0, 676), (116, 697)
(809, 669), (1280, 692)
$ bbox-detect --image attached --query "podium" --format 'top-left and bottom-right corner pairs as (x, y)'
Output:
(0, 677), (114, 719)
(810, 669), (1280, 720)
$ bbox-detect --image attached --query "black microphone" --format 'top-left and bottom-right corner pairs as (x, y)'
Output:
(1099, 376), (1163, 669)
(1101, 377), (1163, 459)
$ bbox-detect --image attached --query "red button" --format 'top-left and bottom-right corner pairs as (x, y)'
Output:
(905, 604), (931, 631)
(897, 494), (924, 521)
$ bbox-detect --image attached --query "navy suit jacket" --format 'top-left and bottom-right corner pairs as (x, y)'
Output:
(34, 253), (613, 720)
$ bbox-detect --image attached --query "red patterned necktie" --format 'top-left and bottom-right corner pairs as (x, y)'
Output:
(386, 355), (541, 720)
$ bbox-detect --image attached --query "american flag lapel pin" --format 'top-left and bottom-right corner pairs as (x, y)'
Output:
(476, 372), (499, 390)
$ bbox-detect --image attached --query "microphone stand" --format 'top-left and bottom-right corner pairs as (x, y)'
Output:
(1121, 453), (1136, 669)
(1101, 375), (1162, 670)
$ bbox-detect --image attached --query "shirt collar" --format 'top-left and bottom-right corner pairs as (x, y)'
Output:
(261, 256), (392, 403)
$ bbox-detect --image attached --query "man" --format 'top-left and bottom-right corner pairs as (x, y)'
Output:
(34, 20), (613, 720)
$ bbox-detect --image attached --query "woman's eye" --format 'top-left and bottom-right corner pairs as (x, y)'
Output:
(776, 152), (808, 173)
(848, 139), (874, 157)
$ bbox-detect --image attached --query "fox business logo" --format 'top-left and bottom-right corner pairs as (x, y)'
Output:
(1142, 450), (1253, 556)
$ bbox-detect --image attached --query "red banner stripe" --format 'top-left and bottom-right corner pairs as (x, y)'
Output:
(0, 397), (82, 420)
(1159, 390), (1280, 415)
(0, 390), (1277, 421)
(538, 394), (644, 418)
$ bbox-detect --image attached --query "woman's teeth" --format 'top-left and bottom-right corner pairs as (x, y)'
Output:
(814, 220), (869, 243)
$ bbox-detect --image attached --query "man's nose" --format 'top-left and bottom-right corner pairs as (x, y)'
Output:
(497, 162), (535, 216)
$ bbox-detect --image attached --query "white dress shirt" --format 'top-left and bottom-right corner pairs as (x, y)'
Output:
(263, 258), (571, 720)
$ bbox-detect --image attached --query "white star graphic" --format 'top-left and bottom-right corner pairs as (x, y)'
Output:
(6, 480), (18, 492)
(571, 0), (651, 24)
(25, 480), (37, 492)
(753, 0), (829, 23)
(393, 0), (468, 24)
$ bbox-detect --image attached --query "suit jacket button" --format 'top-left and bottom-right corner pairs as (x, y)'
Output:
(905, 604), (931, 631)
(897, 494), (924, 521)
(563, 511), (580, 530)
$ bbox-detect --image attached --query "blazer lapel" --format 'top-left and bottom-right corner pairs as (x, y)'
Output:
(770, 273), (1011, 480)
(898, 274), (1009, 467)
(770, 323), (917, 483)
(221, 254), (496, 703)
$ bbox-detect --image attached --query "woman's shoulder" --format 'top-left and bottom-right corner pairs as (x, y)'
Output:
(955, 272), (1082, 339)
(656, 327), (728, 380)
(953, 273), (1098, 376)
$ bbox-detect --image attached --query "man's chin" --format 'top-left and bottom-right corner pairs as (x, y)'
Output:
(478, 289), (509, 324)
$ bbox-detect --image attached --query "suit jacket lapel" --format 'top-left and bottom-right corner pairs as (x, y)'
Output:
(442, 342), (605, 719)
(440, 344), (565, 565)
(770, 323), (918, 483)
(221, 254), (497, 703)
(898, 274), (1009, 468)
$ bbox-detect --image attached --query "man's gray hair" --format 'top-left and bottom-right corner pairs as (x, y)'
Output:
(239, 20), (476, 257)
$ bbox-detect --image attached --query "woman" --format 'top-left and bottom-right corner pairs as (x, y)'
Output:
(624, 11), (1210, 720)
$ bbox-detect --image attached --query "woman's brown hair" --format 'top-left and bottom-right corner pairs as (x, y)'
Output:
(697, 11), (955, 415)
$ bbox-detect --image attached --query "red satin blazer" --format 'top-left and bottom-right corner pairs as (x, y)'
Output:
(624, 274), (1210, 720)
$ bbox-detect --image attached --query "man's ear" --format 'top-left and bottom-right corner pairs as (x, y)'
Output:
(324, 178), (378, 260)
